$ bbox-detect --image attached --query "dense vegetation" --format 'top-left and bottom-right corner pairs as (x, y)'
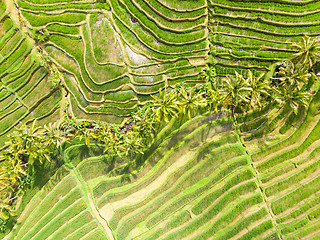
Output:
(2, 0), (320, 239)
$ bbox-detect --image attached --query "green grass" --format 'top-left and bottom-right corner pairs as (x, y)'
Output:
(46, 24), (79, 35)
(112, 143), (246, 234)
(265, 157), (320, 197)
(192, 169), (255, 215)
(13, 176), (78, 239)
(25, 200), (87, 240)
(81, 228), (108, 240)
(0, 14), (60, 145)
(214, 208), (269, 239)
(165, 193), (263, 240)
(272, 174), (320, 215)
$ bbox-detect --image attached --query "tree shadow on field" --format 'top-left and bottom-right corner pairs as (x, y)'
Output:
(120, 172), (137, 184)
(120, 163), (138, 184)
(32, 151), (64, 190)
(106, 157), (116, 173)
(78, 144), (104, 160)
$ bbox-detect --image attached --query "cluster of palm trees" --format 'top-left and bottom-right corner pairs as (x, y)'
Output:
(0, 117), (149, 222)
(144, 37), (319, 125)
(204, 35), (319, 116)
(0, 120), (68, 222)
(0, 35), (319, 225)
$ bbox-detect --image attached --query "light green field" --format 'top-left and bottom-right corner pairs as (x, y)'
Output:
(0, 2), (61, 145)
(5, 111), (279, 240)
(14, 0), (208, 122)
(2, 0), (320, 239)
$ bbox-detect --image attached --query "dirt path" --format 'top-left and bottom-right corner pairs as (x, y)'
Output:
(70, 164), (115, 240)
(233, 116), (283, 239)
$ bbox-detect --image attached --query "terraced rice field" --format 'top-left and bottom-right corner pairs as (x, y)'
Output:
(9, 90), (320, 239)
(6, 112), (281, 239)
(15, 0), (209, 122)
(0, 2), (61, 145)
(3, 0), (320, 239)
(236, 84), (320, 238)
(208, 0), (320, 77)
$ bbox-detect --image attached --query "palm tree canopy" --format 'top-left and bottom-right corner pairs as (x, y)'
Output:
(178, 88), (206, 119)
(150, 88), (180, 123)
(273, 86), (311, 114)
(201, 66), (216, 88)
(221, 71), (252, 107)
(206, 88), (224, 113)
(279, 61), (311, 90)
(290, 36), (320, 68)
(246, 70), (270, 108)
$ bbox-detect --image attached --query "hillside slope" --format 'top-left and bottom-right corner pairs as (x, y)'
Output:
(15, 0), (209, 122)
(209, 0), (320, 78)
(5, 111), (281, 240)
(2, 0), (320, 239)
(0, 2), (61, 145)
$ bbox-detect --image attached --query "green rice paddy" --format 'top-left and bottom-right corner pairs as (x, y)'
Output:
(2, 0), (320, 239)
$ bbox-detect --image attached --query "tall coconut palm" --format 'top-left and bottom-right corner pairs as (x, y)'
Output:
(42, 121), (66, 148)
(8, 120), (42, 155)
(150, 88), (180, 123)
(273, 86), (311, 114)
(123, 132), (144, 157)
(290, 36), (320, 68)
(101, 124), (124, 157)
(131, 105), (155, 140)
(246, 70), (271, 108)
(76, 127), (94, 146)
(103, 135), (124, 157)
(0, 199), (16, 221)
(201, 66), (216, 87)
(278, 61), (311, 90)
(5, 158), (27, 181)
(205, 88), (224, 113)
(221, 71), (252, 114)
(178, 87), (206, 119)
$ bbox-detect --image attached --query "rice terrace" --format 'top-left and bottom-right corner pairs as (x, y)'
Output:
(2, 0), (320, 239)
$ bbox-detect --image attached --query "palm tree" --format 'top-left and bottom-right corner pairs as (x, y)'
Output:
(92, 123), (112, 143)
(273, 86), (311, 114)
(220, 71), (252, 114)
(4, 158), (27, 181)
(28, 141), (51, 165)
(149, 88), (180, 123)
(278, 61), (311, 90)
(92, 121), (108, 132)
(246, 70), (271, 108)
(42, 121), (65, 148)
(290, 36), (320, 68)
(178, 87), (206, 119)
(131, 105), (155, 140)
(0, 199), (16, 220)
(7, 120), (42, 156)
(123, 132), (144, 157)
(100, 124), (124, 157)
(76, 127), (94, 146)
(103, 135), (124, 157)
(205, 88), (224, 113)
(201, 66), (216, 87)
